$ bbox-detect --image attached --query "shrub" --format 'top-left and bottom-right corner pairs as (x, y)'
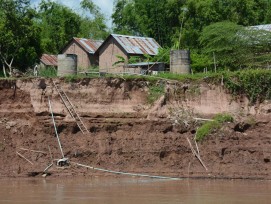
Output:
(195, 113), (233, 141)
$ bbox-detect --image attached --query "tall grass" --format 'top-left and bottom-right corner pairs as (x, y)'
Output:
(147, 84), (165, 104)
(38, 66), (57, 78)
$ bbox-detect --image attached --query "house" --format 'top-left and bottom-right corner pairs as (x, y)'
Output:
(95, 34), (161, 73)
(40, 54), (58, 68)
(61, 37), (103, 71)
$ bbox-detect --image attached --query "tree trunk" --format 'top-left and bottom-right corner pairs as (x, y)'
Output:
(2, 64), (7, 78)
(2, 57), (14, 77)
(7, 63), (12, 77)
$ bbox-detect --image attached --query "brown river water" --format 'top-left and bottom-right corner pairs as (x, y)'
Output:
(0, 177), (270, 204)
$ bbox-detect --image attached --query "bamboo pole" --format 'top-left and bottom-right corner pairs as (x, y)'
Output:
(48, 97), (64, 158)
(186, 137), (208, 171)
(16, 152), (33, 165)
(71, 162), (180, 180)
(20, 148), (47, 155)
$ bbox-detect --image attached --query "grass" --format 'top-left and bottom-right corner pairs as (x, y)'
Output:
(147, 84), (165, 104)
(38, 67), (57, 78)
(157, 72), (219, 81)
(195, 113), (234, 141)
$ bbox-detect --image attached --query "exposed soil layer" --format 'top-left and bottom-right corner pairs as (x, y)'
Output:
(0, 78), (270, 179)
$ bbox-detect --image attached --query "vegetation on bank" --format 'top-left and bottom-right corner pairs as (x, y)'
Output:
(195, 114), (234, 141)
(38, 67), (57, 78)
(1, 69), (270, 105)
(158, 69), (271, 104)
(147, 83), (165, 104)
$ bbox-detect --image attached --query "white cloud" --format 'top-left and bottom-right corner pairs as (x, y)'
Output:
(30, 0), (113, 27)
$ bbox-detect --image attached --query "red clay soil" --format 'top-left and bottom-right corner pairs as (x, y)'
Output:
(0, 78), (270, 179)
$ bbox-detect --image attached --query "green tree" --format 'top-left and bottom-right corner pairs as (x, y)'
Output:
(37, 0), (82, 54)
(112, 0), (185, 47)
(180, 0), (271, 49)
(79, 0), (109, 39)
(0, 0), (41, 77)
(200, 21), (271, 70)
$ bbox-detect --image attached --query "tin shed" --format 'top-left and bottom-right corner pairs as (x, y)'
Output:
(95, 34), (161, 73)
(61, 37), (103, 71)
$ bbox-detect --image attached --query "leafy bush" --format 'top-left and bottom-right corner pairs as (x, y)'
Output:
(158, 69), (271, 104)
(223, 69), (271, 103)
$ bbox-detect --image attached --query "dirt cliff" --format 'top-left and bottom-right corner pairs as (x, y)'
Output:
(0, 78), (270, 179)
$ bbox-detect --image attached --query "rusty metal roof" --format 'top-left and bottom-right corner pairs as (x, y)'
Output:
(111, 34), (161, 55)
(73, 37), (103, 54)
(40, 54), (58, 66)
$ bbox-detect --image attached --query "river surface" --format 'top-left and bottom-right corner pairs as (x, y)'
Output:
(0, 177), (270, 204)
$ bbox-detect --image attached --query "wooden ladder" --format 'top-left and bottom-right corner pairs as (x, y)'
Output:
(53, 81), (89, 134)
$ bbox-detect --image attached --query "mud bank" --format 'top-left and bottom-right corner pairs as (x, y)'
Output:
(0, 78), (270, 179)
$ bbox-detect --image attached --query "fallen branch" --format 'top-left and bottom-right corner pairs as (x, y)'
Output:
(20, 148), (47, 155)
(186, 137), (208, 171)
(16, 151), (34, 165)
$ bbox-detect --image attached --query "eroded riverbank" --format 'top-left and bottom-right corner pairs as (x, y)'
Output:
(0, 78), (270, 179)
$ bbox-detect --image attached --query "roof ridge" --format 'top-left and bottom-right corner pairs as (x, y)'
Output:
(112, 34), (154, 39)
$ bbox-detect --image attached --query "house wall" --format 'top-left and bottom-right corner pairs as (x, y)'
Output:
(99, 38), (128, 73)
(62, 42), (98, 71)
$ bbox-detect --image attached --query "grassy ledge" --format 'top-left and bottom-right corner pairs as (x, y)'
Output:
(195, 113), (234, 141)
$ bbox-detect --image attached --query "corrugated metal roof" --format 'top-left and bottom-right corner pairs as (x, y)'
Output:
(111, 34), (161, 55)
(73, 37), (103, 54)
(250, 24), (271, 32)
(40, 54), (58, 66)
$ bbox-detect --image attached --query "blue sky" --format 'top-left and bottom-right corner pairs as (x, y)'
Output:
(30, 0), (114, 27)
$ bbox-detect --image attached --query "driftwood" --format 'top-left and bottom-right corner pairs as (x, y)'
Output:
(20, 148), (47, 155)
(186, 137), (208, 171)
(16, 151), (34, 165)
